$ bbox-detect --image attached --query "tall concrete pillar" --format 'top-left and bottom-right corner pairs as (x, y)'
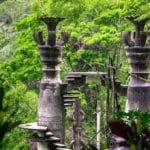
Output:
(36, 17), (65, 141)
(19, 17), (69, 150)
(122, 16), (150, 111)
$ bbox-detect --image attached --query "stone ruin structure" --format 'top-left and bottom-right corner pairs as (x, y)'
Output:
(19, 17), (87, 150)
(19, 17), (69, 150)
(19, 16), (150, 150)
(122, 16), (150, 111)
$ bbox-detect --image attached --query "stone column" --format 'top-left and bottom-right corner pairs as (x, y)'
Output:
(19, 17), (70, 150)
(122, 16), (150, 111)
(72, 98), (85, 150)
(34, 17), (65, 141)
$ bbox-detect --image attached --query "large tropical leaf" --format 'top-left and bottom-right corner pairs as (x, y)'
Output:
(108, 120), (133, 140)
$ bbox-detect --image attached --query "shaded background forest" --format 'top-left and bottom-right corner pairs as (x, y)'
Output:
(0, 0), (150, 149)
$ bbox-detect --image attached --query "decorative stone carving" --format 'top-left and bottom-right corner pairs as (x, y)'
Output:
(122, 16), (150, 111)
(34, 17), (66, 141)
(19, 17), (70, 150)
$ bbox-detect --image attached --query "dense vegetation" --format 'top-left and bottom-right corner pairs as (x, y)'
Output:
(0, 0), (150, 149)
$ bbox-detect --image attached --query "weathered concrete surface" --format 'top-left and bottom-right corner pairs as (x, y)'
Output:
(123, 17), (150, 111)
